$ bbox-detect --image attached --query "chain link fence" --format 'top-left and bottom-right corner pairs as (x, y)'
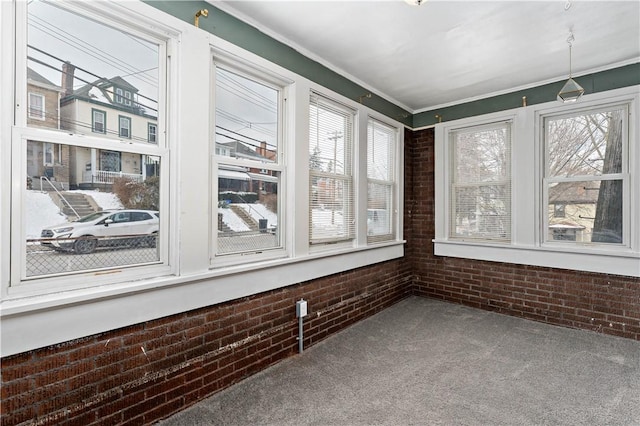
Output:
(26, 234), (159, 277)
(217, 229), (279, 254)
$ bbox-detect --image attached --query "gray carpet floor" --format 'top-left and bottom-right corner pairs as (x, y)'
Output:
(158, 296), (640, 425)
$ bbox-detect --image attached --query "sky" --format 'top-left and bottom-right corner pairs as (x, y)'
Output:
(27, 0), (159, 113)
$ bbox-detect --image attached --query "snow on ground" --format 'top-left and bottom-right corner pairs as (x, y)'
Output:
(73, 190), (123, 210)
(237, 203), (277, 228)
(218, 203), (278, 232)
(25, 190), (124, 239)
(311, 209), (345, 238)
(25, 191), (66, 239)
(219, 207), (250, 232)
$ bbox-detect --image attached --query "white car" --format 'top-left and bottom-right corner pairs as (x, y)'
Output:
(40, 209), (159, 254)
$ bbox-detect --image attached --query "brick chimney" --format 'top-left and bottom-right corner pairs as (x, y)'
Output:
(61, 61), (75, 97)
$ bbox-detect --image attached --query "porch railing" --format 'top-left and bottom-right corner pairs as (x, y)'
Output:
(83, 170), (144, 184)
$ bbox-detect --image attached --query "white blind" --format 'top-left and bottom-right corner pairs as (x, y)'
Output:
(309, 94), (354, 244)
(367, 118), (396, 242)
(450, 122), (511, 242)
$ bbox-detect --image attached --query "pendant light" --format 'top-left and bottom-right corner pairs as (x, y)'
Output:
(557, 32), (584, 103)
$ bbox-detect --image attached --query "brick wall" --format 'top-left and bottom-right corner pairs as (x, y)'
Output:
(408, 127), (640, 341)
(3, 126), (639, 425)
(1, 261), (411, 425)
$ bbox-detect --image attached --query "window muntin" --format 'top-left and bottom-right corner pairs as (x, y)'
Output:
(28, 93), (45, 120)
(119, 115), (131, 139)
(367, 118), (396, 242)
(213, 65), (282, 257)
(27, 0), (159, 141)
(309, 94), (355, 245)
(450, 122), (511, 242)
(544, 106), (627, 245)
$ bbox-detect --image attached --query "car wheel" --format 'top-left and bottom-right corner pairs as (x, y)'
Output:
(74, 237), (97, 254)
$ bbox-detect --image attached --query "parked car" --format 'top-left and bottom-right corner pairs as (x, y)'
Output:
(40, 209), (159, 254)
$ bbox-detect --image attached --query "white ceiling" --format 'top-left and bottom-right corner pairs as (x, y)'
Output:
(214, 0), (640, 113)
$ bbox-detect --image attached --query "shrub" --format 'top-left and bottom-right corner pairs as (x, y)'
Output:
(218, 191), (258, 204)
(113, 176), (159, 210)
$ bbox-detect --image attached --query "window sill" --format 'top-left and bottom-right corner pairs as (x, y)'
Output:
(433, 239), (640, 277)
(0, 241), (404, 357)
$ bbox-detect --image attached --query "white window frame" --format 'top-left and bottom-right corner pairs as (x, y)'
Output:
(366, 116), (399, 244)
(542, 103), (629, 248)
(448, 120), (512, 243)
(210, 52), (289, 267)
(92, 108), (106, 134)
(7, 0), (174, 297)
(28, 92), (45, 120)
(308, 92), (356, 248)
(119, 114), (131, 139)
(435, 86), (640, 277)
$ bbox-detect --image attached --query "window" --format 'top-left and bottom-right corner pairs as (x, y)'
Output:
(309, 93), (355, 245)
(435, 87), (639, 277)
(13, 0), (168, 289)
(449, 122), (511, 242)
(367, 118), (396, 242)
(92, 109), (106, 134)
(119, 115), (131, 138)
(124, 90), (132, 106)
(28, 93), (45, 120)
(544, 105), (627, 245)
(213, 64), (283, 259)
(148, 123), (157, 143)
(115, 87), (124, 104)
(43, 142), (54, 166)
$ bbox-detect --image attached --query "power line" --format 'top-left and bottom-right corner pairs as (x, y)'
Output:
(27, 51), (158, 113)
(28, 13), (158, 87)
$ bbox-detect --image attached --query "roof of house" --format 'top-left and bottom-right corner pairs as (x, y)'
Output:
(548, 181), (599, 204)
(27, 67), (60, 90)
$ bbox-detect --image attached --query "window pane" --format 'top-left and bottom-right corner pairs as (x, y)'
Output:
(217, 174), (280, 254)
(547, 108), (624, 177)
(367, 118), (396, 242)
(214, 68), (278, 163)
(548, 180), (622, 243)
(310, 177), (353, 242)
(450, 123), (511, 241)
(367, 120), (395, 181)
(27, 1), (159, 141)
(452, 184), (510, 240)
(453, 126), (509, 183)
(26, 140), (161, 277)
(28, 92), (45, 120)
(309, 95), (354, 244)
(368, 183), (392, 237)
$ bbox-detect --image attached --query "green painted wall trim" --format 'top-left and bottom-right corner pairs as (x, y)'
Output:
(143, 1), (412, 126)
(143, 2), (637, 130)
(413, 63), (640, 128)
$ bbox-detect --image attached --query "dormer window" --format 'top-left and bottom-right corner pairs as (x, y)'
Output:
(115, 87), (123, 104)
(124, 91), (132, 106)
